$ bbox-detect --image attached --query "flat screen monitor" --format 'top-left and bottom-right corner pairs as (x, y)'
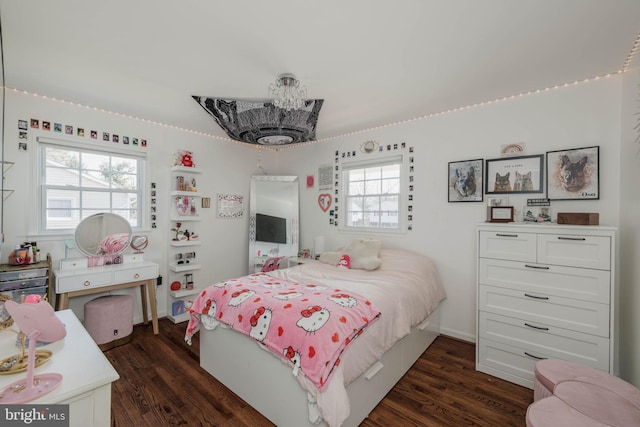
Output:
(255, 213), (287, 244)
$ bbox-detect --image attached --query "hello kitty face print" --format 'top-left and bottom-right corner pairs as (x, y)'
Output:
(283, 346), (301, 368)
(200, 299), (218, 329)
(228, 289), (255, 306)
(273, 291), (303, 300)
(249, 306), (272, 341)
(328, 293), (357, 308)
(303, 283), (328, 291)
(296, 305), (330, 333)
(260, 280), (284, 289)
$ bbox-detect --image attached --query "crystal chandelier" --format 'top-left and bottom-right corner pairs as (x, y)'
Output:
(268, 73), (307, 111)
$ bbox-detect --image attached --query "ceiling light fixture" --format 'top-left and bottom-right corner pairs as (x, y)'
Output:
(268, 73), (307, 111)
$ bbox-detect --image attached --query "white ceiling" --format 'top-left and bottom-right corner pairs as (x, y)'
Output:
(2, 0), (640, 143)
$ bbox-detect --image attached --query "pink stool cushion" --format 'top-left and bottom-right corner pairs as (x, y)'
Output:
(526, 396), (606, 427)
(84, 295), (133, 345)
(534, 360), (640, 404)
(554, 380), (640, 426)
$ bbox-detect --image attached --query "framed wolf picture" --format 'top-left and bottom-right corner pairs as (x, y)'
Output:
(448, 158), (483, 202)
(546, 146), (599, 200)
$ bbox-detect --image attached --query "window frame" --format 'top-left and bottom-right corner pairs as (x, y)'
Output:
(339, 155), (407, 234)
(37, 138), (146, 235)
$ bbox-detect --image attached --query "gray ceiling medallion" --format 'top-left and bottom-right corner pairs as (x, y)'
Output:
(193, 97), (324, 146)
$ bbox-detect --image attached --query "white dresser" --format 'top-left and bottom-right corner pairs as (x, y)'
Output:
(476, 223), (617, 389)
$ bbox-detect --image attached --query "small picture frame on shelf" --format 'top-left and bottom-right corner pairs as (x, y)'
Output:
(171, 300), (185, 316)
(487, 206), (514, 223)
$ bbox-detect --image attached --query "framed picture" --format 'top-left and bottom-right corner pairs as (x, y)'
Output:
(546, 146), (599, 200)
(485, 154), (544, 195)
(488, 206), (514, 223)
(448, 158), (483, 202)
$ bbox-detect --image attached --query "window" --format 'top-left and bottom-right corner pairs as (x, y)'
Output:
(39, 141), (144, 233)
(342, 157), (403, 231)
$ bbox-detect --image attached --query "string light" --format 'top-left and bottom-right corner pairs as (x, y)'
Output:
(2, 45), (637, 154)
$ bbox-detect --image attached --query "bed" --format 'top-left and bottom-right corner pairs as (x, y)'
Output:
(185, 247), (446, 427)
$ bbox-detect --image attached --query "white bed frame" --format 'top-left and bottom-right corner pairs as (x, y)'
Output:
(199, 307), (441, 427)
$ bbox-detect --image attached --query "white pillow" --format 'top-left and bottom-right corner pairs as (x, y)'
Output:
(342, 238), (381, 270)
(319, 238), (382, 271)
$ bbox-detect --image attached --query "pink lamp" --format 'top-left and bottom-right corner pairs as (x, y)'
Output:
(0, 300), (66, 403)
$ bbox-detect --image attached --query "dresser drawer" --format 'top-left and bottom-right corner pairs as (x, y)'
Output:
(57, 271), (112, 293)
(537, 234), (610, 270)
(1, 284), (48, 302)
(479, 312), (610, 370)
(478, 336), (612, 389)
(479, 231), (536, 262)
(0, 276), (47, 292)
(479, 285), (609, 337)
(478, 258), (610, 303)
(0, 267), (48, 281)
(113, 265), (157, 283)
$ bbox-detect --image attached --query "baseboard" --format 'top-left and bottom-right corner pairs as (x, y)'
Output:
(440, 327), (475, 343)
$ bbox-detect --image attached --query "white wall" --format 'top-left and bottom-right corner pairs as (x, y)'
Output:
(619, 66), (640, 386)
(3, 73), (637, 387)
(277, 76), (622, 343)
(1, 90), (278, 323)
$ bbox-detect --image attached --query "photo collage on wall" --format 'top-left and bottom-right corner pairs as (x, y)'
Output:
(18, 118), (148, 151)
(327, 140), (415, 231)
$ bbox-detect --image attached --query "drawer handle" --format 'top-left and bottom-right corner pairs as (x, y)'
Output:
(495, 233), (518, 237)
(557, 236), (586, 241)
(134, 273), (140, 279)
(524, 293), (549, 300)
(83, 280), (91, 287)
(524, 352), (547, 360)
(524, 264), (550, 270)
(524, 323), (549, 331)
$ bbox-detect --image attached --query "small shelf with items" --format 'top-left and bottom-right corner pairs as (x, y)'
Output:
(167, 154), (202, 324)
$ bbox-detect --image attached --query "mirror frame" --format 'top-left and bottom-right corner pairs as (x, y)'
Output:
(248, 175), (299, 273)
(74, 212), (133, 257)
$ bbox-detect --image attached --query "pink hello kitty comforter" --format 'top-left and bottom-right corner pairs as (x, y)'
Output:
(185, 272), (381, 391)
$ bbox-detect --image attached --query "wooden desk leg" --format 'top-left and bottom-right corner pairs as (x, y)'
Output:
(145, 280), (159, 335)
(140, 285), (149, 325)
(57, 293), (69, 310)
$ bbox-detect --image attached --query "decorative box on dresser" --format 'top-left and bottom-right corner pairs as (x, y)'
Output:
(476, 223), (617, 389)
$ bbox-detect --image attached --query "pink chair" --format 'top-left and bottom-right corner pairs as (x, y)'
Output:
(261, 256), (285, 272)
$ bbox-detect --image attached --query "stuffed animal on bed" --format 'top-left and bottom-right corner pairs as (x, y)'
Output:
(319, 238), (382, 271)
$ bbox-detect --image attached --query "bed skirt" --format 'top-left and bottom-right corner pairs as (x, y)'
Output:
(199, 307), (441, 427)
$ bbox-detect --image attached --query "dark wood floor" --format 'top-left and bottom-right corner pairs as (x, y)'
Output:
(106, 319), (532, 427)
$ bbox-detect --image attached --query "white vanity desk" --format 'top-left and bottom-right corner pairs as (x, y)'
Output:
(0, 309), (119, 427)
(54, 260), (159, 335)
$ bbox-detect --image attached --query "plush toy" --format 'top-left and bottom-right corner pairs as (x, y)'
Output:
(337, 254), (351, 269)
(181, 153), (194, 167)
(319, 238), (382, 271)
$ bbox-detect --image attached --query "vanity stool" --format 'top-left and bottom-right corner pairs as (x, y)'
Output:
(526, 359), (640, 426)
(84, 294), (133, 351)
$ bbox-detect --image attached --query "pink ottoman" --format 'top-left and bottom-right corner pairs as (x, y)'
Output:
(527, 360), (640, 427)
(534, 359), (634, 401)
(84, 295), (133, 351)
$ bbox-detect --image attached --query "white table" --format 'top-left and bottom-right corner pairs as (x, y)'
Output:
(0, 309), (119, 427)
(54, 261), (159, 334)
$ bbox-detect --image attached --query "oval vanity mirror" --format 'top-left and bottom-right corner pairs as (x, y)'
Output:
(74, 213), (133, 257)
